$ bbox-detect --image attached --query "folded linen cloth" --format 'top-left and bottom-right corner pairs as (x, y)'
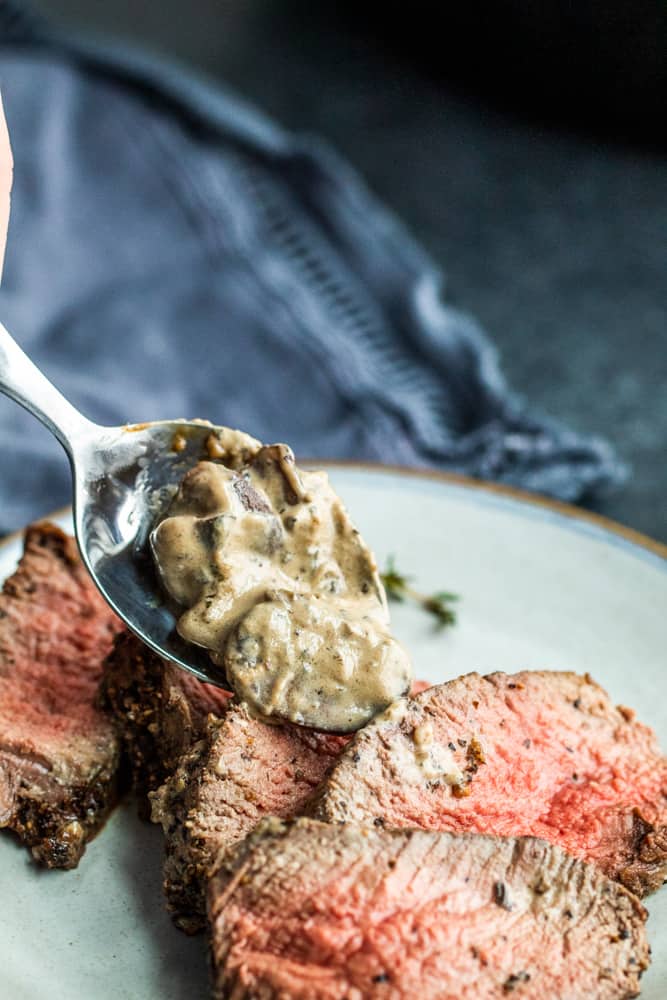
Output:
(0, 6), (625, 533)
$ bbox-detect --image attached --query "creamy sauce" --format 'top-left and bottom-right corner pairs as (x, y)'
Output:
(381, 715), (463, 785)
(409, 722), (463, 783)
(151, 429), (412, 731)
(367, 702), (465, 786)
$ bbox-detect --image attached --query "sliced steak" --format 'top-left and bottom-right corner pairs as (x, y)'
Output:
(312, 670), (667, 896)
(149, 675), (432, 933)
(150, 703), (349, 933)
(0, 523), (121, 868)
(409, 677), (431, 695)
(100, 630), (232, 813)
(208, 817), (649, 1000)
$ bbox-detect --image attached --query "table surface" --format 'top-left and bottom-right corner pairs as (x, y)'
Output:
(31, 0), (667, 543)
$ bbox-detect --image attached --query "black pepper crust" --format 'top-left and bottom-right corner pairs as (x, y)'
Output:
(8, 764), (123, 869)
(0, 523), (123, 868)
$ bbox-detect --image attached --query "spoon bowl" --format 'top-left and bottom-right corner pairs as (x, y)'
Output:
(0, 321), (228, 686)
(74, 419), (230, 684)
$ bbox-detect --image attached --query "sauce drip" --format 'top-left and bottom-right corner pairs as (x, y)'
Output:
(151, 430), (412, 731)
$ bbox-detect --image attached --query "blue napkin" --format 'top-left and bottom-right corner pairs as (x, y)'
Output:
(0, 12), (626, 533)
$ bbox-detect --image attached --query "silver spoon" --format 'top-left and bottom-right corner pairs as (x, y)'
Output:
(0, 320), (229, 686)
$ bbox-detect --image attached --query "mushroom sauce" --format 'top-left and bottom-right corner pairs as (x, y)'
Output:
(150, 428), (412, 732)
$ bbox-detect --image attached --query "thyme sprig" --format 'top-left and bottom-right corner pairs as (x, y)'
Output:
(381, 556), (459, 629)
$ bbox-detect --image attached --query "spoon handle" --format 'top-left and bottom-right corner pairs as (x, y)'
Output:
(0, 93), (12, 284)
(0, 321), (96, 456)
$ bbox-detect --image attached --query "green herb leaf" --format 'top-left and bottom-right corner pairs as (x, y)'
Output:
(381, 556), (459, 630)
(380, 555), (412, 602)
(421, 595), (457, 628)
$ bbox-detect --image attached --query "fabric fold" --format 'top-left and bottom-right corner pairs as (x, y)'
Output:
(0, 12), (626, 532)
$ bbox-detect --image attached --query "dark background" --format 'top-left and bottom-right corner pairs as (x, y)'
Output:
(29, 0), (667, 541)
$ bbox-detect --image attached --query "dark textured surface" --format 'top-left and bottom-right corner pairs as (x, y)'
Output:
(24, 2), (667, 541)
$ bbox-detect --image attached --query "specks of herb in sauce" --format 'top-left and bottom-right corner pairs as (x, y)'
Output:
(151, 436), (413, 732)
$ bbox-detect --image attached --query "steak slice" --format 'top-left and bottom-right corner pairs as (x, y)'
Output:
(100, 630), (232, 813)
(0, 523), (121, 868)
(208, 817), (649, 1000)
(150, 703), (350, 933)
(149, 676), (432, 933)
(311, 670), (667, 896)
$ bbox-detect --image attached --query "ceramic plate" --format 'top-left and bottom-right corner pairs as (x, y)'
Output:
(1, 466), (666, 999)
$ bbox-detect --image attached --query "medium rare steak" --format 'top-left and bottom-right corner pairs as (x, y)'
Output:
(101, 628), (429, 822)
(208, 817), (649, 1000)
(100, 631), (232, 812)
(312, 670), (667, 896)
(0, 523), (121, 868)
(150, 702), (349, 932)
(149, 676), (431, 933)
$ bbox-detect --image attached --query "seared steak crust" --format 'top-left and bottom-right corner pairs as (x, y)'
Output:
(0, 524), (121, 868)
(100, 631), (232, 813)
(312, 671), (667, 896)
(150, 703), (349, 933)
(208, 817), (649, 1000)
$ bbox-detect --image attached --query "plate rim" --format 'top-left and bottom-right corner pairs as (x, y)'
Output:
(323, 461), (667, 562)
(1, 461), (666, 997)
(3, 462), (663, 563)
